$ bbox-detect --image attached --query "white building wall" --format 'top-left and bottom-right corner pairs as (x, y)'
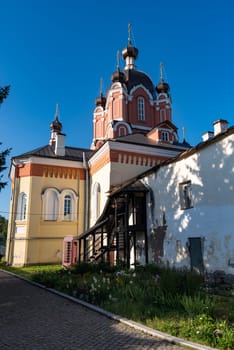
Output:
(90, 163), (111, 226)
(143, 133), (234, 274)
(90, 160), (150, 226)
(110, 161), (150, 186)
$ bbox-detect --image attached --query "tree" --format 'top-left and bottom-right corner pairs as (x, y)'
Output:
(0, 85), (10, 104)
(0, 214), (8, 245)
(0, 85), (11, 192)
(0, 146), (11, 192)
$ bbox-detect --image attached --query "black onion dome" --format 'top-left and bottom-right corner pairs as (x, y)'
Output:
(111, 69), (126, 84)
(122, 45), (139, 60)
(156, 80), (170, 94)
(124, 69), (156, 99)
(50, 118), (62, 133)
(95, 94), (106, 108)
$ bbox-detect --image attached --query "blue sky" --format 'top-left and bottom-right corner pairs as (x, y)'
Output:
(1, 0), (234, 218)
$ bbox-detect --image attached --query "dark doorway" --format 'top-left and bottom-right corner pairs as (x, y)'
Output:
(189, 237), (204, 274)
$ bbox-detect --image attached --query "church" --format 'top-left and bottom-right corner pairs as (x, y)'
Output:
(6, 30), (234, 278)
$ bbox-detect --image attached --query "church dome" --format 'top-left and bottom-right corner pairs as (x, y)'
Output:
(124, 69), (156, 99)
(50, 117), (62, 133)
(111, 69), (126, 84)
(122, 45), (139, 60)
(95, 94), (106, 108)
(156, 80), (170, 94)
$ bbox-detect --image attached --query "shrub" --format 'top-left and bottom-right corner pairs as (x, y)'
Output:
(215, 320), (234, 350)
(25, 263), (234, 350)
(181, 294), (215, 317)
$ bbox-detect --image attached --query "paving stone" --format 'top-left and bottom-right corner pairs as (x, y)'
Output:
(0, 271), (183, 350)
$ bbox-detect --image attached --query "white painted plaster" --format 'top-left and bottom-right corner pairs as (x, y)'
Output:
(143, 132), (234, 274)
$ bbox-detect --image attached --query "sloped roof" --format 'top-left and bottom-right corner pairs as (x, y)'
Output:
(112, 132), (190, 150)
(108, 126), (234, 197)
(13, 144), (95, 162)
(151, 120), (178, 131)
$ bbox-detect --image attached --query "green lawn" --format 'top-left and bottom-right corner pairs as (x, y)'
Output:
(0, 263), (61, 277)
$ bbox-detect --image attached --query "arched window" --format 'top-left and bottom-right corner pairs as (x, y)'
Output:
(42, 188), (78, 222)
(119, 126), (127, 137)
(138, 97), (145, 121)
(64, 195), (72, 221)
(160, 109), (166, 122)
(60, 189), (78, 221)
(17, 192), (27, 221)
(92, 182), (101, 222)
(42, 188), (59, 221)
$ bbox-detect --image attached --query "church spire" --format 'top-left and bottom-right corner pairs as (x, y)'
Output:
(156, 62), (170, 95)
(49, 104), (63, 145)
(122, 23), (138, 70)
(160, 62), (164, 82)
(128, 23), (132, 45)
(116, 50), (120, 71)
(111, 50), (126, 83)
(55, 103), (59, 121)
(95, 78), (106, 107)
(99, 77), (103, 96)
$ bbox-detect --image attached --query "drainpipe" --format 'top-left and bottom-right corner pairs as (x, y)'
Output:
(82, 152), (89, 231)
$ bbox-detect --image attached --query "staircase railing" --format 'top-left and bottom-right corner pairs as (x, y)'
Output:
(78, 217), (116, 263)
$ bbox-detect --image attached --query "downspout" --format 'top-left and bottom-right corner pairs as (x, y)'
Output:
(82, 152), (89, 231)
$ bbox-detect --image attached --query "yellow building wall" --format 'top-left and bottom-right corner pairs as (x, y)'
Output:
(26, 239), (64, 265)
(10, 240), (27, 267)
(7, 176), (30, 266)
(8, 166), (86, 266)
(28, 175), (85, 236)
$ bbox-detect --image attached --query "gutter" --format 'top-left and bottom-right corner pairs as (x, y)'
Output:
(82, 152), (89, 231)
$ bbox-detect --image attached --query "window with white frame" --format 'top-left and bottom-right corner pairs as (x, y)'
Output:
(60, 190), (78, 221)
(92, 182), (101, 222)
(42, 188), (78, 222)
(42, 188), (59, 221)
(179, 181), (193, 209)
(17, 192), (27, 221)
(63, 195), (72, 220)
(138, 97), (145, 121)
(162, 131), (169, 142)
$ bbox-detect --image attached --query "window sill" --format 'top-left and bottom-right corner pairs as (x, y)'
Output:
(15, 220), (27, 225)
(42, 220), (76, 223)
(180, 206), (193, 210)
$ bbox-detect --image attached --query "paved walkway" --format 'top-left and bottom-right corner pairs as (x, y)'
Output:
(0, 270), (212, 350)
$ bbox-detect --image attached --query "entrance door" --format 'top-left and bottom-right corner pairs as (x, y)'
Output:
(189, 237), (204, 274)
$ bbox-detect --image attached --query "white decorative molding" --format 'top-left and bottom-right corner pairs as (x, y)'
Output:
(113, 121), (132, 134)
(26, 157), (84, 169)
(131, 123), (151, 131)
(129, 84), (154, 101)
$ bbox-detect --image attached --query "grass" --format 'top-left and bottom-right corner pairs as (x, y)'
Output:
(0, 263), (61, 277)
(1, 262), (234, 349)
